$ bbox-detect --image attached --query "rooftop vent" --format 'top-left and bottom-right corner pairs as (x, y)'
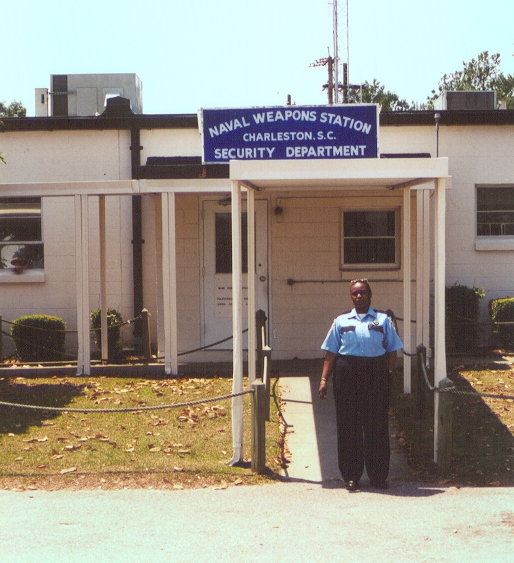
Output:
(434, 91), (497, 111)
(100, 95), (134, 117)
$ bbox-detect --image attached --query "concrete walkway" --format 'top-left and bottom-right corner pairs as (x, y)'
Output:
(277, 361), (411, 486)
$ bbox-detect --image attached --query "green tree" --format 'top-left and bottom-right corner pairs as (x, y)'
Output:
(427, 51), (514, 109)
(346, 79), (415, 111)
(0, 100), (26, 117)
(0, 100), (26, 163)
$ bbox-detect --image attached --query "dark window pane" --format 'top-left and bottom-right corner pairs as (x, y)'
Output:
(0, 243), (44, 270)
(215, 213), (248, 274)
(490, 223), (502, 236)
(0, 218), (42, 242)
(344, 238), (396, 264)
(476, 223), (490, 236)
(344, 211), (395, 237)
(477, 187), (514, 211)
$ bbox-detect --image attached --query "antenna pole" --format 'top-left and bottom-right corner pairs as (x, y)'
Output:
(333, 0), (349, 103)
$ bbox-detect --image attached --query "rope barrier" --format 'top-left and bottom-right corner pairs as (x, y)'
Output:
(437, 387), (514, 400)
(0, 389), (254, 414)
(414, 344), (514, 399)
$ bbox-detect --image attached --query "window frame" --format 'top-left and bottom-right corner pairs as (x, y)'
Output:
(0, 197), (44, 277)
(476, 185), (514, 238)
(340, 207), (400, 271)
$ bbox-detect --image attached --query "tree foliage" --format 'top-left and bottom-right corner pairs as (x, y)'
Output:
(0, 100), (27, 163)
(345, 79), (415, 111)
(0, 100), (26, 118)
(349, 51), (514, 111)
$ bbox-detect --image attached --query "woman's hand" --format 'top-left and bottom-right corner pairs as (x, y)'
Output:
(319, 378), (328, 400)
(319, 352), (336, 401)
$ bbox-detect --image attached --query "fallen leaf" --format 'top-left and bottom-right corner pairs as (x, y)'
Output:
(60, 467), (77, 475)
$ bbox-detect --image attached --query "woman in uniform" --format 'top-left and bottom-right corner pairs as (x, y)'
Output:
(319, 279), (403, 491)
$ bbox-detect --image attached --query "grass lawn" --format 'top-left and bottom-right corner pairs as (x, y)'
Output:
(392, 361), (514, 486)
(0, 374), (283, 491)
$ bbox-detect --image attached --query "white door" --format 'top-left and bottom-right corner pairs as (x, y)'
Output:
(202, 199), (269, 350)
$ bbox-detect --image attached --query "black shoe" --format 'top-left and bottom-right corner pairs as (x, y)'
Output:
(345, 480), (359, 491)
(370, 481), (388, 490)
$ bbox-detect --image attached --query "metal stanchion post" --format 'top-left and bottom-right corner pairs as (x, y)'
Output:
(251, 380), (266, 474)
(436, 377), (454, 474)
(141, 309), (151, 363)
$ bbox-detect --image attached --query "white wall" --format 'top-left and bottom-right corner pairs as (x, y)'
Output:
(0, 129), (134, 356)
(382, 123), (514, 345)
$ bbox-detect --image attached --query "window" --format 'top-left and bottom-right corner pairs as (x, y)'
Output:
(341, 209), (399, 269)
(477, 187), (514, 237)
(215, 212), (248, 274)
(0, 198), (44, 271)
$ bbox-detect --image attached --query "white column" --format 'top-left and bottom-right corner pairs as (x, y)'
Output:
(433, 178), (447, 462)
(230, 180), (244, 465)
(75, 194), (91, 376)
(402, 187), (412, 393)
(161, 192), (178, 375)
(416, 189), (431, 357)
(99, 196), (108, 361)
(247, 187), (256, 384)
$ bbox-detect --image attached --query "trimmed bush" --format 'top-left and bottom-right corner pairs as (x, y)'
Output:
(446, 283), (485, 353)
(90, 308), (123, 362)
(489, 297), (514, 350)
(10, 315), (66, 362)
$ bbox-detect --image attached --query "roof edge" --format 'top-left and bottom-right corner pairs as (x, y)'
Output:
(2, 109), (514, 132)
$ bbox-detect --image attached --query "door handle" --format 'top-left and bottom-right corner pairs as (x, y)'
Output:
(259, 276), (266, 282)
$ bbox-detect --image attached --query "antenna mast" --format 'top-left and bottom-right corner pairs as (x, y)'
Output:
(333, 0), (349, 103)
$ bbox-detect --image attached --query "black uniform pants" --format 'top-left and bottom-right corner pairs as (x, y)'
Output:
(333, 354), (391, 484)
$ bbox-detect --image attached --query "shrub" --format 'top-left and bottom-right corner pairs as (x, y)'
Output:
(10, 315), (66, 362)
(489, 297), (514, 350)
(446, 283), (485, 353)
(90, 308), (123, 362)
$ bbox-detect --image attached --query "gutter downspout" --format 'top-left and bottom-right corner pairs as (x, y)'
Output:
(131, 125), (144, 353)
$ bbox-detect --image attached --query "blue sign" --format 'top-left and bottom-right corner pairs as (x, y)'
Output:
(200, 105), (379, 163)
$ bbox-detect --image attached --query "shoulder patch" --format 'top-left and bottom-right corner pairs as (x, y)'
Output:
(375, 308), (395, 318)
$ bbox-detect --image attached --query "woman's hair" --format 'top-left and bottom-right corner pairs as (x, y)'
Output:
(350, 278), (372, 295)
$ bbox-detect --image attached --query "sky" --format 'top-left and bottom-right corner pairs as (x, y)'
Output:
(2, 0), (513, 116)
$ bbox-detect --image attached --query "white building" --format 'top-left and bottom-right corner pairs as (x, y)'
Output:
(1, 78), (513, 391)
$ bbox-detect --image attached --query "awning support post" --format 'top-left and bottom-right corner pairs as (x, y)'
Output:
(433, 178), (447, 463)
(75, 194), (91, 376)
(402, 186), (412, 393)
(229, 180), (244, 466)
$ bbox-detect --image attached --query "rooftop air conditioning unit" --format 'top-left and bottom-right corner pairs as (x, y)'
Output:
(434, 91), (496, 111)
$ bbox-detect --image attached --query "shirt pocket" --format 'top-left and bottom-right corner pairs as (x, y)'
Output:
(368, 323), (385, 347)
(339, 325), (356, 348)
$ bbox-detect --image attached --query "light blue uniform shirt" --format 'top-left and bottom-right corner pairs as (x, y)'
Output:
(321, 307), (403, 357)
